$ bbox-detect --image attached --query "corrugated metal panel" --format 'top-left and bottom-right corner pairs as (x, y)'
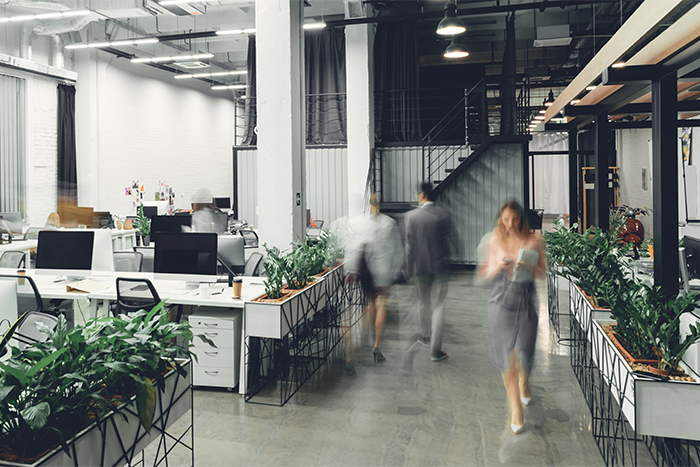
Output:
(0, 74), (25, 215)
(438, 143), (525, 264)
(236, 147), (348, 229)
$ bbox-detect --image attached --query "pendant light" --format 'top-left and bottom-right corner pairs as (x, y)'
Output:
(437, 1), (466, 36)
(544, 89), (555, 107)
(444, 38), (469, 58)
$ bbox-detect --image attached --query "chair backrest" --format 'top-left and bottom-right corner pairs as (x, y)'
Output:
(238, 229), (259, 247)
(23, 227), (42, 240)
(115, 277), (161, 316)
(113, 251), (143, 272)
(133, 246), (155, 272)
(0, 251), (26, 269)
(10, 311), (59, 350)
(244, 252), (264, 277)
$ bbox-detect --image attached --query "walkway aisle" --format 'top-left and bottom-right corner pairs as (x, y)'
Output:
(163, 271), (612, 466)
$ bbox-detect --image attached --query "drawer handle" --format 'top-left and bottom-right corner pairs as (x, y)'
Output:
(204, 332), (218, 338)
(204, 370), (219, 376)
(204, 323), (219, 328)
(204, 351), (219, 356)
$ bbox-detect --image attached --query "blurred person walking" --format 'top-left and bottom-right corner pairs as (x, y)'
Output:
(479, 200), (546, 434)
(404, 182), (452, 362)
(346, 194), (402, 362)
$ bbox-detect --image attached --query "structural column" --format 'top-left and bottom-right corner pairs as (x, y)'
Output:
(594, 113), (610, 231)
(652, 71), (678, 294)
(568, 129), (579, 231)
(345, 4), (375, 218)
(255, 0), (306, 249)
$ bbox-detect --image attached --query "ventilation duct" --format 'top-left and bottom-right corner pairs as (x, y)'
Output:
(0, 0), (70, 10)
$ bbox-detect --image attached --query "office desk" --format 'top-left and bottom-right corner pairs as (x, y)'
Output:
(0, 240), (38, 266)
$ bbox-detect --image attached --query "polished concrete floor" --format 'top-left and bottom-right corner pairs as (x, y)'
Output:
(155, 271), (619, 466)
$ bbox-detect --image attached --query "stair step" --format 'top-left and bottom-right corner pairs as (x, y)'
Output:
(445, 168), (454, 173)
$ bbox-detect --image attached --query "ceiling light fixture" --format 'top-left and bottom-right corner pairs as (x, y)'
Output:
(612, 62), (626, 68)
(0, 9), (90, 23)
(586, 85), (597, 91)
(436, 1), (466, 36)
(535, 115), (546, 120)
(131, 53), (214, 64)
(539, 109), (546, 114)
(175, 70), (247, 80)
(303, 22), (326, 30)
(444, 38), (469, 59)
(544, 89), (555, 107)
(66, 38), (158, 50)
(216, 28), (256, 36)
(571, 99), (581, 105)
(211, 84), (247, 90)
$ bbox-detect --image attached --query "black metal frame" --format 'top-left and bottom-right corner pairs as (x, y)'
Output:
(546, 272), (561, 338)
(244, 266), (369, 406)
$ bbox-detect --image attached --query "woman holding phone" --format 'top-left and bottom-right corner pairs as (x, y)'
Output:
(478, 200), (546, 434)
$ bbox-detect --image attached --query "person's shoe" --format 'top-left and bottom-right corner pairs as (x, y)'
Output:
(416, 336), (430, 347)
(510, 423), (524, 435)
(373, 347), (386, 362)
(431, 351), (449, 362)
(520, 396), (531, 406)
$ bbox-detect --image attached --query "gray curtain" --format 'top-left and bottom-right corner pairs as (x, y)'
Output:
(241, 35), (257, 146)
(305, 29), (346, 144)
(57, 83), (77, 207)
(374, 21), (422, 143)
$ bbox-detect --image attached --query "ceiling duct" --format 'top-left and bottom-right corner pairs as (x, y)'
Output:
(0, 0), (70, 10)
(534, 24), (572, 47)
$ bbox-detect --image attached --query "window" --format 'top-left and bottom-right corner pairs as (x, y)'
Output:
(0, 73), (26, 217)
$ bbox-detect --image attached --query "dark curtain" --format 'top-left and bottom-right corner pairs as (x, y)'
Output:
(57, 84), (77, 208)
(500, 13), (517, 136)
(241, 35), (257, 146)
(305, 29), (346, 144)
(374, 21), (422, 143)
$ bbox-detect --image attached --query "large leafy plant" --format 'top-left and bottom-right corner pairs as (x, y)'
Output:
(134, 204), (151, 236)
(0, 303), (211, 460)
(262, 244), (286, 299)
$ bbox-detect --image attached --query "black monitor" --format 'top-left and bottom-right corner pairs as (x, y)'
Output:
(150, 215), (192, 243)
(154, 232), (218, 276)
(93, 211), (112, 229)
(36, 231), (94, 270)
(684, 235), (700, 280)
(214, 197), (231, 209)
(142, 206), (158, 219)
(0, 212), (22, 235)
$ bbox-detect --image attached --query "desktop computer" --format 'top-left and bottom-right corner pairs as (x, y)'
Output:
(36, 231), (94, 271)
(151, 215), (192, 242)
(154, 232), (218, 283)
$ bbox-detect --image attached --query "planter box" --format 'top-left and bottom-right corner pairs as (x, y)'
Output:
(0, 359), (192, 467)
(590, 320), (700, 441)
(569, 283), (612, 339)
(245, 265), (344, 339)
(681, 310), (700, 377)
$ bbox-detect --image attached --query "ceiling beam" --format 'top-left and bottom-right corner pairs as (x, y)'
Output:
(544, 0), (687, 122)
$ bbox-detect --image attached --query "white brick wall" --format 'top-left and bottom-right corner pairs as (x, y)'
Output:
(617, 128), (654, 238)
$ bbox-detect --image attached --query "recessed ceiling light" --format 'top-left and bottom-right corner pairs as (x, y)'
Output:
(570, 99), (581, 105)
(535, 115), (545, 120)
(586, 85), (597, 91)
(612, 62), (626, 68)
(539, 109), (546, 114)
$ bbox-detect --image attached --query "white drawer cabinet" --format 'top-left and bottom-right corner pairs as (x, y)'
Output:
(189, 308), (242, 390)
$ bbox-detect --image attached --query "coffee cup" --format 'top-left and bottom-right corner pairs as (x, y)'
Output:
(17, 269), (25, 286)
(199, 283), (210, 298)
(232, 278), (243, 299)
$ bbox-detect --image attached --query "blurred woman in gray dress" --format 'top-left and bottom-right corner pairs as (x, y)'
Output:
(478, 200), (546, 434)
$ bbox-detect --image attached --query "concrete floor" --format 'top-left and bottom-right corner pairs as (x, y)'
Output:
(155, 271), (615, 466)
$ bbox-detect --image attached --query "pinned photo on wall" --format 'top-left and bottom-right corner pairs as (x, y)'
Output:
(125, 187), (132, 195)
(682, 128), (692, 166)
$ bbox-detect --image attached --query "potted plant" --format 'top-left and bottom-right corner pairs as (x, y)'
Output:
(257, 244), (289, 302)
(282, 246), (315, 291)
(134, 204), (151, 246)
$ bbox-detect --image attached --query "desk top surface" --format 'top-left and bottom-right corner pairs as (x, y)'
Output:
(0, 240), (38, 253)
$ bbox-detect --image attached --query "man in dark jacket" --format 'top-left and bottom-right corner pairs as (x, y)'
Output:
(404, 182), (452, 362)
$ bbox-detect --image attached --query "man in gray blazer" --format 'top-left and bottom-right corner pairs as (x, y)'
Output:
(404, 182), (452, 362)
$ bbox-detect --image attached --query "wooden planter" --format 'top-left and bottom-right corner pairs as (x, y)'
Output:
(590, 319), (700, 441)
(0, 359), (192, 467)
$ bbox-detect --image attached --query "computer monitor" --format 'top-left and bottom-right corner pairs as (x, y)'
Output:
(93, 211), (112, 229)
(214, 197), (231, 209)
(142, 206), (158, 219)
(218, 235), (245, 275)
(684, 235), (700, 280)
(36, 231), (94, 270)
(151, 215), (192, 243)
(0, 212), (22, 235)
(154, 232), (218, 276)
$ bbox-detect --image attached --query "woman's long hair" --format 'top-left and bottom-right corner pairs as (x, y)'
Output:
(495, 200), (530, 243)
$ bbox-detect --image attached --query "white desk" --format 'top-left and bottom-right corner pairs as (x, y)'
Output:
(0, 240), (38, 268)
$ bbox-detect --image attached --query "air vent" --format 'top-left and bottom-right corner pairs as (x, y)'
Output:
(173, 61), (211, 69)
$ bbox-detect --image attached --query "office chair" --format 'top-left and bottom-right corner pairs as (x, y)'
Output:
(115, 277), (182, 322)
(133, 246), (155, 273)
(0, 251), (26, 269)
(244, 252), (264, 277)
(238, 229), (259, 248)
(526, 209), (544, 231)
(113, 251), (143, 272)
(23, 227), (42, 240)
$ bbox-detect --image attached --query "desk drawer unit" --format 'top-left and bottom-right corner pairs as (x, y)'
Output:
(189, 309), (242, 389)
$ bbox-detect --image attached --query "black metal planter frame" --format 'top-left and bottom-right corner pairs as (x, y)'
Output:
(564, 280), (700, 467)
(244, 268), (369, 406)
(0, 361), (194, 467)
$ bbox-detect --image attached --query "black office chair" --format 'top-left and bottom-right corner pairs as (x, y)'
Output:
(527, 209), (544, 231)
(115, 277), (182, 322)
(133, 246), (155, 273)
(23, 227), (42, 240)
(113, 251), (143, 272)
(0, 251), (26, 269)
(238, 229), (259, 248)
(244, 252), (264, 277)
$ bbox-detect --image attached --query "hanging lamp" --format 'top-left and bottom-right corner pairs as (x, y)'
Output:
(544, 89), (555, 107)
(444, 38), (469, 58)
(437, 1), (466, 36)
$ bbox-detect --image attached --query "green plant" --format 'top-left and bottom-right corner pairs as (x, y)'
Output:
(609, 206), (626, 239)
(0, 303), (212, 459)
(262, 244), (286, 299)
(283, 245), (315, 290)
(134, 204), (151, 236)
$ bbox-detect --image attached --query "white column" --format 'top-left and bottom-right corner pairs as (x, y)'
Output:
(255, 0), (306, 250)
(345, 22), (375, 218)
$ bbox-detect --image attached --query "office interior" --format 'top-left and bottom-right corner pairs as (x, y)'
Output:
(3, 0), (700, 465)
